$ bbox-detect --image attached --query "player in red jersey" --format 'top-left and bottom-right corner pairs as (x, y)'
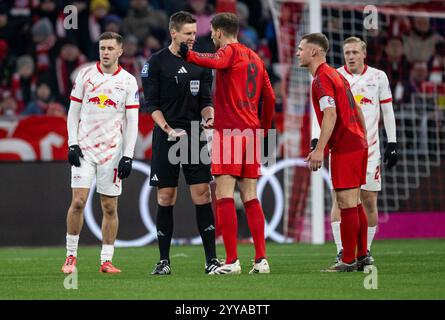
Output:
(178, 12), (276, 275)
(296, 33), (369, 272)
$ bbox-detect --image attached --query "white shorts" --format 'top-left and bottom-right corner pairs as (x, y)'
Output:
(71, 155), (122, 196)
(361, 159), (381, 192)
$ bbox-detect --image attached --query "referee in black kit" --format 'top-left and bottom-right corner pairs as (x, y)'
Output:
(141, 11), (221, 275)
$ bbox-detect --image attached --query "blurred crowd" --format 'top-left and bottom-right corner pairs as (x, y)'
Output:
(326, 12), (445, 106)
(0, 0), (445, 119)
(0, 0), (278, 118)
(365, 15), (445, 105)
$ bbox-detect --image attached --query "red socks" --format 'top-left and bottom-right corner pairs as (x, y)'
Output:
(357, 203), (368, 258)
(216, 198), (267, 263)
(244, 199), (266, 261)
(339, 204), (368, 263)
(216, 198), (238, 264)
(340, 207), (359, 264)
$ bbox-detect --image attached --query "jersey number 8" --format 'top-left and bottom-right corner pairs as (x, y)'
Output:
(246, 63), (258, 98)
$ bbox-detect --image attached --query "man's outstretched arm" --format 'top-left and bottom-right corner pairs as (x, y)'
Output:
(180, 43), (234, 70)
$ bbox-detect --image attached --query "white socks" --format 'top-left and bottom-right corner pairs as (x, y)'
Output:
(332, 222), (377, 252)
(331, 222), (342, 253)
(101, 244), (115, 264)
(367, 226), (377, 250)
(66, 234), (79, 257)
(67, 234), (115, 263)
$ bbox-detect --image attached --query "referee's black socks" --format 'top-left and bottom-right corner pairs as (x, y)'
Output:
(156, 205), (174, 262)
(195, 203), (217, 264)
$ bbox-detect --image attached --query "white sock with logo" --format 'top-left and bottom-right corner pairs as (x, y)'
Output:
(331, 222), (342, 254)
(66, 234), (79, 257)
(101, 244), (114, 264)
(367, 226), (377, 250)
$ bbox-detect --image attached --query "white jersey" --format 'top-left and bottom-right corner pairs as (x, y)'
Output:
(337, 65), (393, 161)
(69, 62), (139, 164)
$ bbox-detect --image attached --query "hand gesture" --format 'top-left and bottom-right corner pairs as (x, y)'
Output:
(167, 128), (187, 141)
(305, 148), (324, 171)
(178, 42), (189, 59)
(202, 117), (214, 129)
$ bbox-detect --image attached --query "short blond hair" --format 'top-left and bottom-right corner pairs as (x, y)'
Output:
(343, 36), (367, 53)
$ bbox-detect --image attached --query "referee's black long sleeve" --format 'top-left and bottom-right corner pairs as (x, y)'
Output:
(142, 54), (161, 114)
(200, 68), (213, 111)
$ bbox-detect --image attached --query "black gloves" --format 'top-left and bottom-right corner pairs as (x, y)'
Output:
(118, 156), (133, 179)
(178, 42), (189, 59)
(68, 145), (83, 167)
(384, 142), (398, 169)
(310, 138), (318, 151)
(69, 145), (133, 179)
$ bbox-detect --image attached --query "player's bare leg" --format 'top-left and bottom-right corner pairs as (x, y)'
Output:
(151, 187), (177, 275)
(99, 194), (121, 273)
(101, 195), (118, 245)
(190, 183), (211, 205)
(190, 183), (220, 273)
(214, 175), (236, 200)
(237, 178), (270, 274)
(361, 190), (378, 263)
(62, 188), (89, 274)
(361, 190), (378, 227)
(67, 188), (89, 236)
(157, 187), (177, 206)
(209, 175), (241, 275)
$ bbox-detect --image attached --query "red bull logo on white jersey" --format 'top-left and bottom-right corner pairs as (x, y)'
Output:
(354, 94), (373, 107)
(87, 94), (118, 109)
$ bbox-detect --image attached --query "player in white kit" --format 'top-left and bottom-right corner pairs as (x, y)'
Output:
(310, 37), (398, 265)
(61, 32), (139, 274)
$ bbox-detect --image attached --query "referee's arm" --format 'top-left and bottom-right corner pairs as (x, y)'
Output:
(200, 68), (214, 128)
(141, 57), (171, 134)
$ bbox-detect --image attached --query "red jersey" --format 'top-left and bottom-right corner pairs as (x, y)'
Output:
(186, 43), (275, 130)
(312, 63), (367, 154)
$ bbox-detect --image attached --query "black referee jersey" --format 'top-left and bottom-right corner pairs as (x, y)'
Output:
(141, 47), (213, 130)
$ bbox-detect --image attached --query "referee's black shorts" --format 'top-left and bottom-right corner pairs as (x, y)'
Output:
(149, 126), (212, 188)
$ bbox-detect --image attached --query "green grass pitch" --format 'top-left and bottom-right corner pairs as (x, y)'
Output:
(0, 239), (444, 300)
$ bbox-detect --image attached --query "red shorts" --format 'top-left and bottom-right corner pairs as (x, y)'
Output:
(330, 148), (368, 190)
(211, 129), (261, 178)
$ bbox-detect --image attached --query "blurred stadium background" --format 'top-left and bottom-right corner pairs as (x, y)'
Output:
(1, 0), (444, 249)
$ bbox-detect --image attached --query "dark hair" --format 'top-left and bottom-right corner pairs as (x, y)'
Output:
(211, 12), (239, 37)
(99, 32), (123, 46)
(169, 11), (197, 31)
(302, 33), (329, 53)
